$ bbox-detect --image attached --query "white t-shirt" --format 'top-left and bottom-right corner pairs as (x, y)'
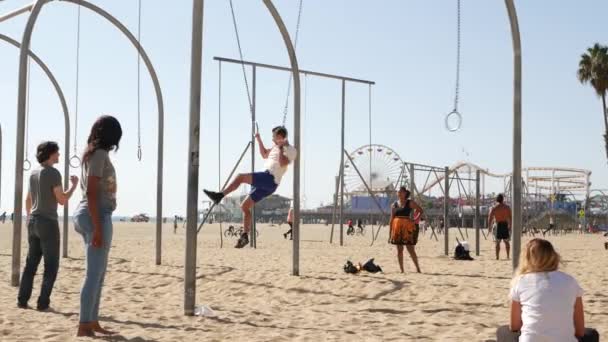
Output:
(509, 271), (583, 342)
(264, 144), (297, 184)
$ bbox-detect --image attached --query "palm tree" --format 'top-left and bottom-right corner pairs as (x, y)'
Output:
(578, 43), (608, 162)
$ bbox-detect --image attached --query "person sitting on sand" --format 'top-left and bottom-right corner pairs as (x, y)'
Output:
(496, 238), (599, 342)
(203, 126), (297, 248)
(488, 194), (512, 260)
(389, 187), (423, 273)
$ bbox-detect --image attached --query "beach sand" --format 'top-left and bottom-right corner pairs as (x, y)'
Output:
(1, 221), (606, 341)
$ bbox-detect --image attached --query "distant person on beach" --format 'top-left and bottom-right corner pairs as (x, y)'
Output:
(389, 187), (423, 273)
(0, 211), (6, 223)
(357, 219), (364, 230)
(17, 141), (78, 311)
(203, 126), (297, 248)
(543, 215), (555, 236)
(174, 215), (178, 234)
(496, 238), (599, 342)
(347, 219), (354, 235)
(283, 204), (294, 240)
(488, 194), (512, 260)
(73, 116), (122, 337)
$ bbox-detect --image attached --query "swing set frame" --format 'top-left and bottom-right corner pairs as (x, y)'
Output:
(6, 0), (166, 288)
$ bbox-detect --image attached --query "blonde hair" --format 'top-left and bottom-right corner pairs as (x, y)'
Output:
(514, 239), (561, 282)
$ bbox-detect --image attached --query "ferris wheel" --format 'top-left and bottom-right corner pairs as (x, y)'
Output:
(343, 144), (405, 195)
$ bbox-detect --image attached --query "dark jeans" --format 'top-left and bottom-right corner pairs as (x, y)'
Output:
(17, 215), (60, 309)
(497, 325), (599, 342)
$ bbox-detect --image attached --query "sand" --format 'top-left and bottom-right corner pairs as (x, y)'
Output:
(1, 221), (606, 341)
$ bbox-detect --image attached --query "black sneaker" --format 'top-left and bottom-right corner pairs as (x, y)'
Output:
(203, 190), (224, 205)
(36, 305), (50, 312)
(17, 302), (28, 309)
(235, 233), (249, 248)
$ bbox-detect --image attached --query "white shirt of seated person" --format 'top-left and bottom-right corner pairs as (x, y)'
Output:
(510, 271), (583, 342)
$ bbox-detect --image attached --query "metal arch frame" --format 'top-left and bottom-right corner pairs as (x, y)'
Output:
(184, 0), (301, 315)
(11, 0), (165, 287)
(0, 33), (72, 260)
(0, 123), (2, 215)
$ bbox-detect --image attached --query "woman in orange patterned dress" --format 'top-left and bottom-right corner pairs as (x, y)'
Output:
(389, 187), (424, 273)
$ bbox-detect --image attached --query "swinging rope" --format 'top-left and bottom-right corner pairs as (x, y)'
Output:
(70, 6), (82, 168)
(228, 0), (254, 119)
(281, 0), (304, 126)
(302, 74), (308, 207)
(136, 0), (142, 161)
(24, 56), (31, 171)
(445, 0), (462, 132)
(228, 0), (304, 125)
(368, 84), (373, 228)
(218, 60), (224, 247)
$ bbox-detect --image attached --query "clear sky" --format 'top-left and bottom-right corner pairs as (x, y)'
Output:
(0, 0), (607, 216)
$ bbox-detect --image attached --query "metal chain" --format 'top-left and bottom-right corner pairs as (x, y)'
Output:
(453, 0), (461, 112)
(74, 5), (80, 157)
(136, 0), (142, 161)
(281, 0), (304, 126)
(228, 0), (254, 119)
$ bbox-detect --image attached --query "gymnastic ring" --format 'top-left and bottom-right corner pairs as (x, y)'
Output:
(445, 110), (462, 132)
(23, 159), (31, 171)
(69, 155), (82, 168)
(137, 147), (142, 161)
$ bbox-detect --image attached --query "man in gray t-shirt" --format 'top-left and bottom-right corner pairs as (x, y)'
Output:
(18, 141), (78, 310)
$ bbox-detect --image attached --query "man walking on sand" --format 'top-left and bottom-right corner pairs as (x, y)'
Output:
(488, 194), (512, 260)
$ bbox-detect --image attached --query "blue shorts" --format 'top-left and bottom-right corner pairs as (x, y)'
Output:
(250, 171), (278, 202)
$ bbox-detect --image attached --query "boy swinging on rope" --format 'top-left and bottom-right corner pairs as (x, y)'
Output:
(204, 126), (297, 248)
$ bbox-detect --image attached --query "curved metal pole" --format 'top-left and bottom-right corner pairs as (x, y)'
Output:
(12, 0), (48, 287)
(505, 0), (522, 271)
(0, 33), (72, 262)
(60, 0), (165, 265)
(263, 0), (301, 276)
(13, 0), (165, 288)
(0, 123), (2, 216)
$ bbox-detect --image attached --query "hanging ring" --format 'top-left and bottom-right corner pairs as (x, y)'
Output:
(137, 147), (142, 161)
(23, 159), (31, 171)
(445, 110), (462, 132)
(70, 155), (82, 168)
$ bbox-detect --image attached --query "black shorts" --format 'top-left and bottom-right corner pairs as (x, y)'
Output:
(495, 222), (510, 240)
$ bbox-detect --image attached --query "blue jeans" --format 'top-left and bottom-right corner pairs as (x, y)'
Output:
(73, 204), (113, 323)
(17, 215), (60, 309)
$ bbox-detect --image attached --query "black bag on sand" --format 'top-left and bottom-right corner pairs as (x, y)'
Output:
(343, 260), (359, 274)
(362, 258), (383, 273)
(454, 240), (474, 261)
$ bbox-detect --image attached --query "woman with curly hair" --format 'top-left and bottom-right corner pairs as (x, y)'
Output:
(73, 115), (122, 337)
